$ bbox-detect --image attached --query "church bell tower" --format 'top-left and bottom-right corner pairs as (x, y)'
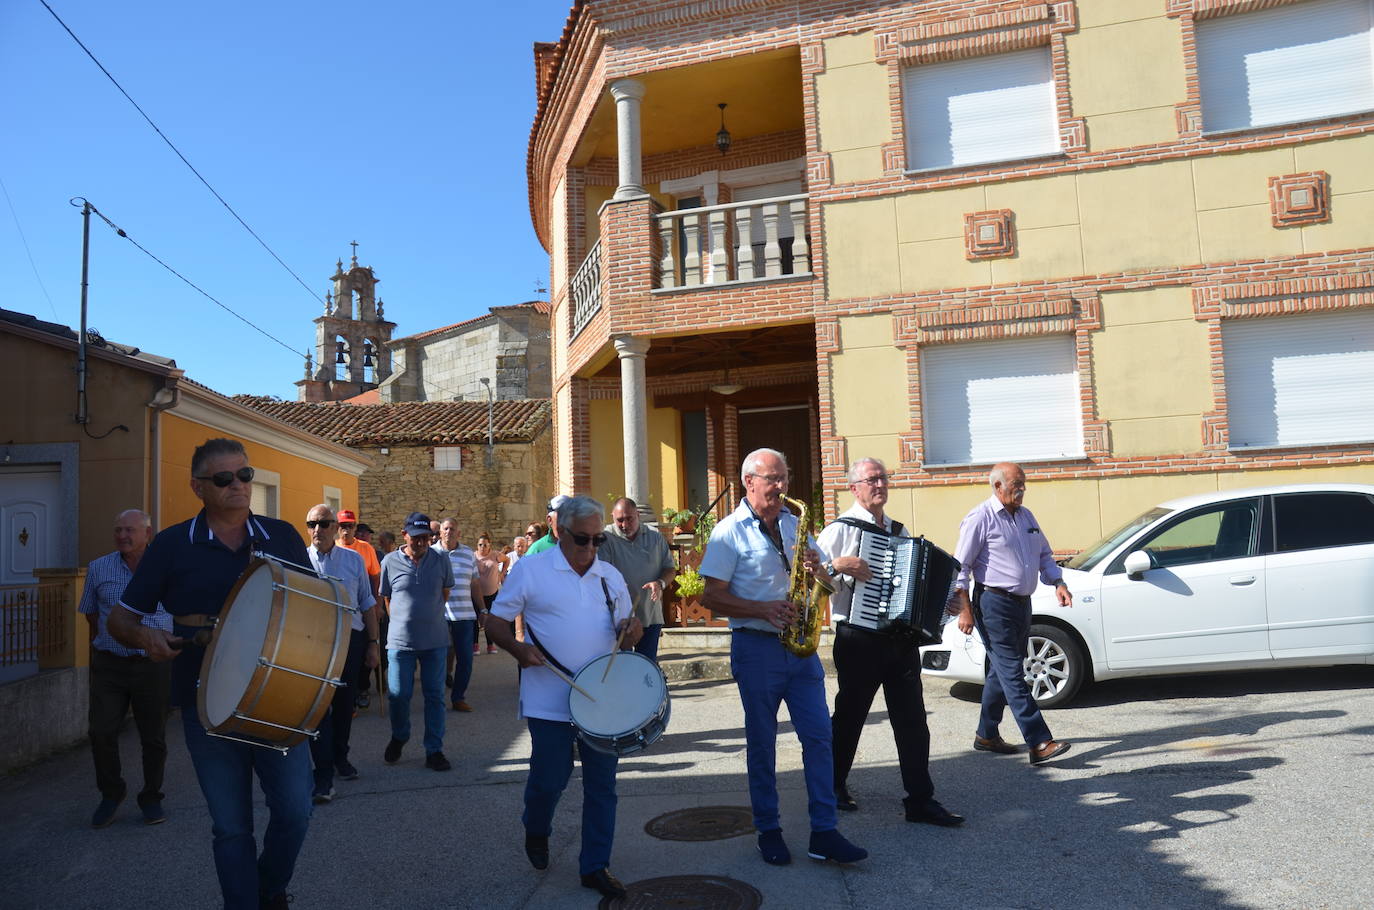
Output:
(295, 242), (396, 402)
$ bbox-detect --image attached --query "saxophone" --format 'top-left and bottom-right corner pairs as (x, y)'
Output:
(779, 495), (832, 657)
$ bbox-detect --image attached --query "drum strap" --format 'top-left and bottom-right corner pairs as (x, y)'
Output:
(523, 625), (575, 679)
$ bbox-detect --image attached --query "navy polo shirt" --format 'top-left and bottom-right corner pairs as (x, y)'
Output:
(121, 509), (311, 707)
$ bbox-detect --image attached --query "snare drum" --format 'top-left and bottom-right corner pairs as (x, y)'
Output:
(198, 555), (352, 751)
(569, 650), (671, 756)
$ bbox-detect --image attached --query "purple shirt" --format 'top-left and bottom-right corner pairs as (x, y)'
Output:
(953, 496), (1063, 596)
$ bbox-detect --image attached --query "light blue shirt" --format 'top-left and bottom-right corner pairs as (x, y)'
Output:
(79, 551), (172, 657)
(699, 500), (815, 633)
(308, 543), (376, 632)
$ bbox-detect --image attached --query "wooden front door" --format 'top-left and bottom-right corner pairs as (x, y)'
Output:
(736, 404), (813, 505)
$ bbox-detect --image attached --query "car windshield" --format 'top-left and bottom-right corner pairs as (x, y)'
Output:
(1065, 507), (1171, 571)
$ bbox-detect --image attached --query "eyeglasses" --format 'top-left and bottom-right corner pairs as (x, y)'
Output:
(567, 532), (607, 547)
(856, 475), (889, 486)
(305, 519), (334, 529)
(749, 472), (787, 485)
(338, 523), (356, 529)
(195, 466), (255, 488)
(524, 530), (538, 538)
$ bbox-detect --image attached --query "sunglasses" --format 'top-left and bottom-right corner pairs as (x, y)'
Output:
(305, 519), (334, 529)
(338, 523), (356, 529)
(195, 466), (255, 488)
(568, 532), (607, 547)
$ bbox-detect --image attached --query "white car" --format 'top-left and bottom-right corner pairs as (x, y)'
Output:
(919, 483), (1374, 707)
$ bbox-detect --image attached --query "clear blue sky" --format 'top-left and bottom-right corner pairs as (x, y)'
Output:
(2, 0), (573, 397)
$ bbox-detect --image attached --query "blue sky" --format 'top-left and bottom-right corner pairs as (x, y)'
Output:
(2, 0), (573, 397)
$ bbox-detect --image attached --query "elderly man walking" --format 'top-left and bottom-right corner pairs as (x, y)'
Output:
(379, 512), (454, 771)
(598, 497), (676, 662)
(304, 504), (379, 803)
(950, 462), (1073, 765)
(80, 509), (174, 828)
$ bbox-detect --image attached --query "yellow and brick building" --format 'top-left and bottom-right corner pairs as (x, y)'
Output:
(528, 0), (1374, 552)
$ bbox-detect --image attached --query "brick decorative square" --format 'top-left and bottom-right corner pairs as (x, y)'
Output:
(1268, 171), (1330, 228)
(963, 209), (1016, 260)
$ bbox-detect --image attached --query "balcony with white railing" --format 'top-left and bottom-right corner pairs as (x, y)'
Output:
(569, 240), (602, 339)
(653, 193), (811, 291)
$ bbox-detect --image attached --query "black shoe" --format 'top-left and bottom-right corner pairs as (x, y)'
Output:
(906, 798), (964, 827)
(525, 833), (549, 870)
(140, 800), (166, 825)
(580, 868), (627, 899)
(807, 829), (868, 864)
(336, 760), (359, 781)
(757, 828), (791, 865)
(91, 796), (123, 829)
(384, 738), (404, 764)
(312, 785), (335, 805)
(425, 751), (452, 771)
(260, 892), (292, 909)
(835, 785), (858, 812)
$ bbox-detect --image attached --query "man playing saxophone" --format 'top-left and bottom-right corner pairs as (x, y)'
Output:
(701, 447), (868, 868)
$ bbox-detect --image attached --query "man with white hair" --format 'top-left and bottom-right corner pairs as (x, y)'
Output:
(950, 461), (1072, 765)
(487, 495), (641, 900)
(701, 448), (867, 868)
(79, 508), (173, 828)
(817, 458), (963, 826)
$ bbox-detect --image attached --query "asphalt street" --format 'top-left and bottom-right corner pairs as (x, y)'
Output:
(2, 650), (1370, 909)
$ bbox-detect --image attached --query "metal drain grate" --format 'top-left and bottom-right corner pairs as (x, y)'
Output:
(643, 806), (755, 842)
(600, 874), (763, 910)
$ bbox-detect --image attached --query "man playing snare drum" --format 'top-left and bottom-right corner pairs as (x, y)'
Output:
(110, 437), (314, 910)
(486, 495), (642, 901)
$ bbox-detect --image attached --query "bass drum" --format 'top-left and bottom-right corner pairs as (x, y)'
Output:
(569, 650), (671, 757)
(198, 556), (351, 750)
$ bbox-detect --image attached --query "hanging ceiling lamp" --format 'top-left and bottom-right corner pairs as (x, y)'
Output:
(715, 102), (731, 156)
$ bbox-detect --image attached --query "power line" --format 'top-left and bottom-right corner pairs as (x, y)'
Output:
(0, 173), (60, 320)
(40, 0), (322, 306)
(80, 198), (306, 361)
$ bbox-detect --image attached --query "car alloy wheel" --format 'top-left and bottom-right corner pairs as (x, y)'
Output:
(1023, 623), (1086, 708)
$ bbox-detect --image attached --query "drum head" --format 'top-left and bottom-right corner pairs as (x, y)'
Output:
(570, 651), (666, 737)
(202, 561), (274, 727)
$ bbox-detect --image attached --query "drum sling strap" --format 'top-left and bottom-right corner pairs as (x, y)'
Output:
(523, 578), (620, 679)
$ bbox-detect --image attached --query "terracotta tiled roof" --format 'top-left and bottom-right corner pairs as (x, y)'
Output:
(342, 388), (381, 405)
(232, 397), (551, 446)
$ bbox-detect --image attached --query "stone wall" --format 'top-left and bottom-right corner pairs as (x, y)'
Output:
(354, 425), (553, 546)
(380, 307), (551, 404)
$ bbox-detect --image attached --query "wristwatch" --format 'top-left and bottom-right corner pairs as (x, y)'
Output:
(823, 562), (838, 578)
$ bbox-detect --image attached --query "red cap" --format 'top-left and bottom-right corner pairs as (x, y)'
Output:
(337, 509), (358, 522)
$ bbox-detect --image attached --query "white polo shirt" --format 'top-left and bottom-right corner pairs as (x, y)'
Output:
(491, 547), (633, 722)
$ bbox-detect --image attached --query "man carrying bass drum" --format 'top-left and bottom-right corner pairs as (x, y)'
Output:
(485, 495), (642, 901)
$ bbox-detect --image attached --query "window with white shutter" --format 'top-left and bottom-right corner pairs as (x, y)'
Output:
(1223, 309), (1374, 448)
(1196, 0), (1374, 133)
(902, 47), (1060, 171)
(434, 446), (462, 471)
(920, 335), (1082, 465)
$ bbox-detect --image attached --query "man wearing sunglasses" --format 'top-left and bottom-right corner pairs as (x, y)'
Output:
(303, 504), (379, 803)
(486, 495), (642, 900)
(109, 437), (313, 910)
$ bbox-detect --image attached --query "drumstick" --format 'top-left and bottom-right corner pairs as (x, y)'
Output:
(544, 662), (597, 702)
(600, 622), (630, 683)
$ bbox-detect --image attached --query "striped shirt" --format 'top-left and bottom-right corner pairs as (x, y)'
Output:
(78, 551), (173, 657)
(435, 543), (477, 621)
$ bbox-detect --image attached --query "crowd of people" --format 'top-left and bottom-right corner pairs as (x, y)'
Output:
(83, 435), (1071, 907)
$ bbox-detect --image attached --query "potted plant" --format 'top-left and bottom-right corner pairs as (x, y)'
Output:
(661, 508), (696, 535)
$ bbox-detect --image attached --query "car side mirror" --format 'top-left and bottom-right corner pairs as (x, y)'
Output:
(1123, 550), (1151, 579)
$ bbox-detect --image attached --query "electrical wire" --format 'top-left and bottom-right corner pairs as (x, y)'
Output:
(0, 173), (60, 320)
(82, 199), (307, 361)
(39, 0), (321, 306)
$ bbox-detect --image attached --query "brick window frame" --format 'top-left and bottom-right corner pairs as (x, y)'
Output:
(887, 291), (1105, 469)
(1169, 0), (1373, 138)
(874, 1), (1084, 177)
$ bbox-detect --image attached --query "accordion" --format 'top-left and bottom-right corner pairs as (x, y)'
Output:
(846, 530), (959, 645)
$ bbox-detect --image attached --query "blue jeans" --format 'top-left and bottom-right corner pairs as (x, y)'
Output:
(181, 710), (312, 909)
(633, 623), (663, 662)
(522, 717), (619, 875)
(386, 646), (447, 754)
(447, 620), (476, 702)
(730, 630), (837, 833)
(974, 588), (1053, 746)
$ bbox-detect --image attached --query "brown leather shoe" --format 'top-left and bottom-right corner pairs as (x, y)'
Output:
(973, 735), (1019, 755)
(1029, 740), (1071, 765)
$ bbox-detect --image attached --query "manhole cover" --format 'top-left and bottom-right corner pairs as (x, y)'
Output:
(600, 875), (762, 910)
(644, 806), (754, 842)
